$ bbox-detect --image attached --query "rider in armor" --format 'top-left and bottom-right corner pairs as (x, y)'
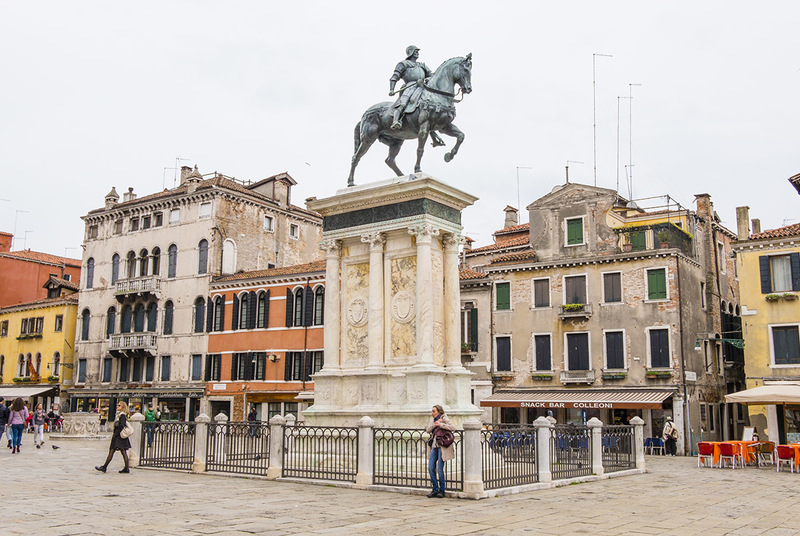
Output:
(389, 46), (445, 147)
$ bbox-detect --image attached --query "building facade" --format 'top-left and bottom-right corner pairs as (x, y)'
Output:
(67, 166), (322, 422)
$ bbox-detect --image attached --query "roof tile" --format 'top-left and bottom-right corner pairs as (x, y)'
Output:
(459, 267), (488, 280)
(213, 260), (326, 283)
(0, 250), (81, 267)
(751, 222), (800, 240)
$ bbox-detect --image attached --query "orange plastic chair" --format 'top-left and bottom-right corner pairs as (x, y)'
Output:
(776, 445), (795, 473)
(697, 442), (714, 468)
(718, 442), (738, 469)
(758, 441), (775, 467)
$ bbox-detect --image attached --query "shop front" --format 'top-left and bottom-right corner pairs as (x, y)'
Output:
(64, 388), (204, 424)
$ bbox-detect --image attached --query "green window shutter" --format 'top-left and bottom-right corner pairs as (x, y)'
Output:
(631, 231), (646, 251)
(648, 269), (666, 300)
(469, 308), (478, 348)
(567, 218), (583, 245)
(759, 256), (771, 294)
(496, 282), (510, 310)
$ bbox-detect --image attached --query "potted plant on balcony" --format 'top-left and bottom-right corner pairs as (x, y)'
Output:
(765, 293), (782, 302)
(782, 293), (799, 301)
(562, 303), (585, 313)
(622, 242), (633, 252)
(657, 230), (670, 249)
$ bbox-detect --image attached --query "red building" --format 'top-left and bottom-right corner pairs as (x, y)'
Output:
(206, 261), (325, 421)
(0, 232), (82, 308)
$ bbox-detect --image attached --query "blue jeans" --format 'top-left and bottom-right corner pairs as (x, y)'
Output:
(11, 424), (24, 449)
(428, 447), (445, 493)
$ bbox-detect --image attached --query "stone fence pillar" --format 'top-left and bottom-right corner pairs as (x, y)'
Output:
(192, 413), (210, 473)
(461, 418), (484, 498)
(356, 416), (375, 487)
(266, 415), (285, 480)
(533, 416), (553, 483)
(587, 417), (604, 476)
(630, 416), (646, 470)
(128, 412), (144, 468)
(213, 412), (228, 464)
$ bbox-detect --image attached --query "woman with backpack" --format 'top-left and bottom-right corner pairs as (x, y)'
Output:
(95, 401), (132, 473)
(7, 398), (29, 454)
(425, 405), (456, 498)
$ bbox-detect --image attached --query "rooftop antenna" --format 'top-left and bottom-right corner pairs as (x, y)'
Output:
(616, 96), (631, 194)
(593, 53), (613, 187)
(516, 166), (532, 219)
(566, 160), (584, 184)
(625, 164), (634, 199)
(172, 157), (190, 188)
(22, 230), (33, 250)
(12, 209), (29, 251)
(628, 83), (641, 198)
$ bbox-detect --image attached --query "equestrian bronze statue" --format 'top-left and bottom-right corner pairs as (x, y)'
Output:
(347, 52), (472, 186)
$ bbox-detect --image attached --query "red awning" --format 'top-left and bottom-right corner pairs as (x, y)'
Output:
(481, 389), (675, 410)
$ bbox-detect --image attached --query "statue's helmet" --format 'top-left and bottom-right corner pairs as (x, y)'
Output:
(406, 45), (420, 59)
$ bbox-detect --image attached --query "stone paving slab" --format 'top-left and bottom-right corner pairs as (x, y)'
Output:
(3, 436), (800, 535)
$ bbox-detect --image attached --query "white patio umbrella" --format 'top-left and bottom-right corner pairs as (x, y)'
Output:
(724, 384), (800, 405)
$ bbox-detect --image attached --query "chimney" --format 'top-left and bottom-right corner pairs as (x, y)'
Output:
(752, 218), (761, 235)
(0, 232), (12, 253)
(694, 193), (712, 219)
(122, 187), (136, 202)
(735, 206), (750, 240)
(104, 187), (119, 210)
(180, 165), (193, 185)
(503, 205), (519, 229)
(185, 165), (203, 194)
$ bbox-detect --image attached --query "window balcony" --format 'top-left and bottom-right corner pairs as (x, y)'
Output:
(109, 332), (158, 355)
(560, 369), (596, 384)
(558, 303), (592, 319)
(115, 276), (161, 301)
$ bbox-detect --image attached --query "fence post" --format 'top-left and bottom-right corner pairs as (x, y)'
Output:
(587, 417), (604, 476)
(355, 416), (375, 487)
(629, 416), (646, 470)
(533, 416), (553, 483)
(192, 413), (210, 473)
(461, 418), (484, 498)
(266, 415), (285, 480)
(128, 412), (144, 468)
(213, 412), (228, 464)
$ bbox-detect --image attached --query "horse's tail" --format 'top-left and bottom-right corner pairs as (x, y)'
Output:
(353, 121), (362, 152)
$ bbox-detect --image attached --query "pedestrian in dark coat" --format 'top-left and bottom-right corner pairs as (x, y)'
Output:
(95, 401), (132, 473)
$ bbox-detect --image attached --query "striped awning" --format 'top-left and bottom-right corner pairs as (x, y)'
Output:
(481, 389), (675, 410)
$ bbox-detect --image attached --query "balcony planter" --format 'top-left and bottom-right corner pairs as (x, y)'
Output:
(492, 375), (514, 382)
(47, 375), (60, 382)
(646, 370), (672, 378)
(622, 243), (633, 252)
(12, 377), (33, 383)
(531, 373), (554, 381)
(602, 372), (627, 380)
(16, 333), (43, 340)
(783, 293), (799, 301)
(765, 294), (782, 302)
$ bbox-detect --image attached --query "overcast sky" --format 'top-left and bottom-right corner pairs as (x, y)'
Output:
(1, 2), (797, 259)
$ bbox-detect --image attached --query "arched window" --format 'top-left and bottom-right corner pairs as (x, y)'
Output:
(106, 307), (116, 338)
(168, 245), (178, 278)
(222, 239), (237, 274)
(35, 353), (41, 375)
(163, 300), (174, 335)
(25, 354), (32, 377)
(257, 291), (269, 328)
(18, 354), (25, 377)
(0, 355), (4, 378)
(194, 297), (206, 333)
(198, 239), (209, 275)
(111, 253), (120, 285)
(127, 251), (137, 279)
(151, 247), (161, 275)
(214, 296), (225, 331)
(52, 352), (61, 377)
(139, 249), (149, 277)
(121, 304), (132, 333)
(240, 293), (249, 329)
(86, 258), (95, 289)
(81, 308), (91, 341)
(294, 288), (304, 327)
(314, 286), (325, 325)
(147, 302), (158, 332)
(134, 304), (145, 332)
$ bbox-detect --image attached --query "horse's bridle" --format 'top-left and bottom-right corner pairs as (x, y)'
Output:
(423, 82), (466, 103)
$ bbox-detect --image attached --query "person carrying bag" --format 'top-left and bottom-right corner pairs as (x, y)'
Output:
(425, 405), (456, 498)
(95, 401), (132, 473)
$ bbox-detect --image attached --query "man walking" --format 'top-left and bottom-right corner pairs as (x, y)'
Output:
(662, 416), (678, 456)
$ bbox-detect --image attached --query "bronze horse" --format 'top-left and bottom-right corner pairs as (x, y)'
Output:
(348, 54), (472, 186)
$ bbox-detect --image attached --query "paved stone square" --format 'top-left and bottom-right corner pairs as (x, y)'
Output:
(3, 435), (800, 535)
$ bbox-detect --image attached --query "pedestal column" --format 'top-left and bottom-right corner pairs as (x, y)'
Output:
(442, 233), (462, 369)
(362, 232), (385, 370)
(321, 239), (342, 371)
(410, 224), (439, 366)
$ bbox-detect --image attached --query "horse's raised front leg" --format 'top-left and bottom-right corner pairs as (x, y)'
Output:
(348, 130), (379, 186)
(415, 127), (429, 174)
(440, 123), (465, 163)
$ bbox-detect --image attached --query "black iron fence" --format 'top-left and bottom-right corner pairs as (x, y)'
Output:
(601, 425), (635, 472)
(206, 421), (270, 475)
(139, 421), (196, 471)
(550, 425), (592, 480)
(373, 428), (464, 491)
(282, 425), (358, 482)
(482, 425), (538, 490)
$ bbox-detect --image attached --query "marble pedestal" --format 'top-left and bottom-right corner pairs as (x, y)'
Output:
(305, 174), (482, 428)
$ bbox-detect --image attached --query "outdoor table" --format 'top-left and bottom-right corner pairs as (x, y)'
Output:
(791, 444), (800, 470)
(709, 441), (759, 467)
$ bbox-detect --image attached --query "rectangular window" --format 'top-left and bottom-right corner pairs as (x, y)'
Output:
(289, 223), (299, 239)
(771, 255), (792, 292)
(772, 325), (800, 365)
(460, 307), (478, 352)
(566, 332), (590, 371)
(102, 358), (113, 383)
(54, 315), (63, 332)
(495, 282), (510, 310)
(199, 202), (212, 219)
(154, 212), (163, 227)
(119, 358), (129, 383)
(264, 215), (274, 232)
(141, 215), (151, 230)
(534, 334), (551, 371)
(132, 357), (142, 382)
(77, 359), (87, 383)
(647, 268), (667, 300)
(649, 328), (670, 368)
(630, 230), (646, 251)
(160, 356), (171, 382)
(701, 281), (706, 309)
(717, 242), (726, 273)
(605, 331), (625, 369)
(169, 208), (180, 224)
(533, 279), (550, 308)
(253, 352), (266, 380)
(1, 320), (8, 337)
(88, 225), (98, 239)
(566, 217), (584, 246)
(114, 220), (123, 234)
(191, 354), (203, 381)
(286, 352), (303, 381)
(130, 218), (139, 232)
(145, 356), (155, 382)
(564, 275), (587, 305)
(496, 336), (511, 372)
(204, 354), (221, 381)
(603, 272), (622, 303)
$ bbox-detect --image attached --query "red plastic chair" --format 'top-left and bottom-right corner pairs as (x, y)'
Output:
(776, 445), (795, 473)
(697, 442), (714, 468)
(718, 442), (738, 469)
